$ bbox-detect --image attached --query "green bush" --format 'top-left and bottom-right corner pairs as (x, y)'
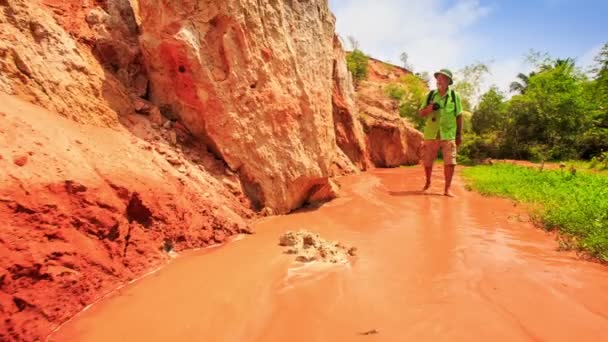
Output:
(472, 86), (507, 135)
(396, 74), (428, 129)
(346, 49), (369, 86)
(458, 132), (500, 164)
(385, 83), (406, 100)
(590, 151), (608, 170)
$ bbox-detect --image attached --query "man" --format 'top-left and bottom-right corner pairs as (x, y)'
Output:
(418, 69), (463, 197)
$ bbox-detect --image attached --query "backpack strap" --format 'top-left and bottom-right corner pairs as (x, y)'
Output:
(426, 90), (436, 106)
(427, 89), (458, 115)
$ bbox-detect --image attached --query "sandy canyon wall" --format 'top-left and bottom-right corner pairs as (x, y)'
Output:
(135, 0), (362, 214)
(0, 0), (421, 340)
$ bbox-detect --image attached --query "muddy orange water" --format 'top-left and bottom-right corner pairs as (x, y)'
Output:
(50, 167), (608, 341)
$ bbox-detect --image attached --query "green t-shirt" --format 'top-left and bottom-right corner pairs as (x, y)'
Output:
(419, 88), (463, 140)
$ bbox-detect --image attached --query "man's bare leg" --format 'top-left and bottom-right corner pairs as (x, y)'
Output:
(422, 166), (432, 192)
(444, 165), (455, 196)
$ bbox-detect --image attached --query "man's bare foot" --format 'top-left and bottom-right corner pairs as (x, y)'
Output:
(444, 190), (455, 197)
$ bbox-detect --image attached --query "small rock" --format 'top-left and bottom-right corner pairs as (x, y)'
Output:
(134, 99), (148, 112)
(13, 52), (32, 77)
(213, 230), (226, 243)
(295, 254), (317, 263)
(29, 22), (48, 41)
(13, 154), (28, 167)
(166, 157), (182, 166)
(64, 180), (87, 194)
(85, 8), (110, 25)
(360, 329), (379, 335)
(222, 178), (239, 193)
(168, 131), (177, 145)
(149, 108), (164, 126)
(0, 267), (7, 285)
(163, 120), (172, 129)
(279, 232), (301, 247)
(302, 234), (318, 248)
(261, 207), (274, 216)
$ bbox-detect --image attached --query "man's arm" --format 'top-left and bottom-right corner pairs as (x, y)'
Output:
(454, 92), (464, 146)
(419, 104), (434, 117)
(419, 91), (434, 117)
(456, 114), (463, 146)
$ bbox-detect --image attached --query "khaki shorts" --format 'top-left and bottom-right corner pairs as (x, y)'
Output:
(422, 139), (457, 167)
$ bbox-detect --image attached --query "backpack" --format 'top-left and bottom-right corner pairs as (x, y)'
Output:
(426, 89), (457, 115)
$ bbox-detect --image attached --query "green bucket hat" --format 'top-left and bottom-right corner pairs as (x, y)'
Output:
(434, 69), (454, 85)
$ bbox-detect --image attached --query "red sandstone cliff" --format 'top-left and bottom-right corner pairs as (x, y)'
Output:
(0, 1), (420, 340)
(357, 58), (424, 167)
(136, 0), (360, 214)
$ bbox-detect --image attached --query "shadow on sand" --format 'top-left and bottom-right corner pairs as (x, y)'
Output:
(388, 190), (445, 197)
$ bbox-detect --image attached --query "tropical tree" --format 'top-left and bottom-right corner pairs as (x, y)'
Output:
(452, 62), (490, 111)
(400, 52), (413, 71)
(579, 42), (608, 157)
(504, 59), (591, 159)
(472, 86), (507, 134)
(347, 35), (359, 51)
(416, 71), (430, 85)
(509, 72), (536, 94)
(541, 57), (575, 72)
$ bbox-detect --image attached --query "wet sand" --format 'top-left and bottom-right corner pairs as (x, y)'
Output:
(50, 167), (608, 341)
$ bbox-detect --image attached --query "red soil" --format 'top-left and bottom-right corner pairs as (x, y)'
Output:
(0, 93), (254, 341)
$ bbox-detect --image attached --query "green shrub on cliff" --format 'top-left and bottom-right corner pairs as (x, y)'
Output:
(346, 49), (369, 86)
(383, 74), (428, 129)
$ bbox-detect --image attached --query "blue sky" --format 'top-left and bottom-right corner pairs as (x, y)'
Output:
(329, 0), (608, 96)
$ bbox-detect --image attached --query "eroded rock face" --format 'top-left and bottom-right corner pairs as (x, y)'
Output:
(356, 60), (423, 167)
(137, 0), (351, 214)
(0, 0), (137, 126)
(332, 36), (372, 171)
(358, 97), (423, 167)
(40, 0), (149, 98)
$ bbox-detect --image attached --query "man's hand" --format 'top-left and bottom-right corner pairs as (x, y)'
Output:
(456, 132), (462, 147)
(419, 104), (434, 117)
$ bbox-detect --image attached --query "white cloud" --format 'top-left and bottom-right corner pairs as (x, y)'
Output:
(330, 0), (492, 74)
(577, 43), (603, 76)
(481, 43), (604, 99)
(330, 1), (603, 105)
(480, 58), (533, 99)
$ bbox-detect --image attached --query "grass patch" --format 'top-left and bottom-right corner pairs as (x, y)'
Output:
(563, 159), (608, 174)
(461, 163), (608, 262)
